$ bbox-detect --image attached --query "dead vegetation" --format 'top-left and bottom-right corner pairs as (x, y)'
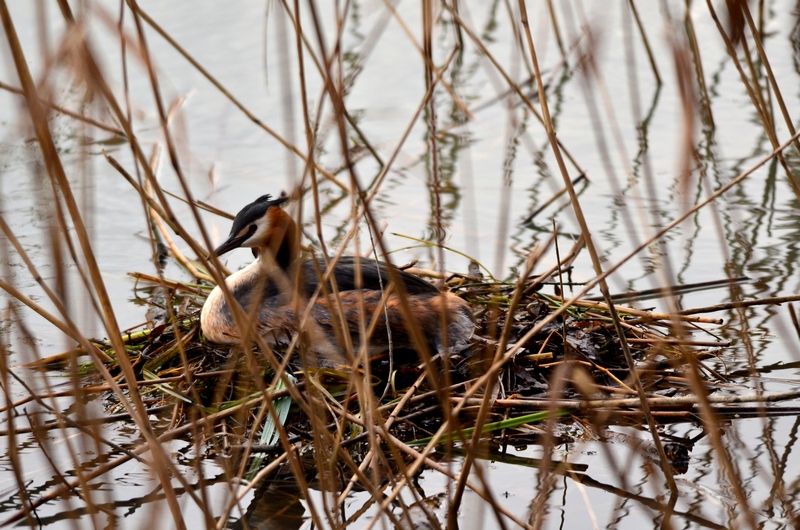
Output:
(2, 1), (800, 529)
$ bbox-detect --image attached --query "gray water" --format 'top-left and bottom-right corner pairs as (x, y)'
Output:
(1, 0), (800, 528)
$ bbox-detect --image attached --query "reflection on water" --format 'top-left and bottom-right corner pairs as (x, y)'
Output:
(231, 466), (308, 530)
(226, 415), (800, 529)
(1, 0), (800, 528)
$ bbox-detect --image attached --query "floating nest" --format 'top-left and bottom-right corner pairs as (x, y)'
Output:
(61, 265), (757, 480)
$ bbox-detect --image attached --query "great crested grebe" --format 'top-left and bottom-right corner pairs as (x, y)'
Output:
(200, 195), (474, 365)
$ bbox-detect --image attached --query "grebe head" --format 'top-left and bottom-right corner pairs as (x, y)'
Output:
(213, 195), (296, 267)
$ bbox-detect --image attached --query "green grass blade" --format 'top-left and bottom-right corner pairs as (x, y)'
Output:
(408, 409), (568, 446)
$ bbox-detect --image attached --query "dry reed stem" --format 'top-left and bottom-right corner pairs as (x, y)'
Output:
(213, 451), (292, 529)
(1, 391), (273, 526)
(365, 116), (799, 517)
(448, 4), (586, 178)
(144, 148), (213, 282)
(518, 0), (678, 500)
(0, 19), (183, 508)
(706, 0), (800, 203)
(0, 376), (206, 416)
(0, 80), (125, 135)
(334, 406), (533, 530)
(741, 2), (800, 152)
(169, 77), (800, 524)
(335, 372), (427, 507)
(566, 298), (723, 324)
(298, 4), (461, 520)
(520, 174), (588, 224)
(450, 236), (554, 517)
(103, 152), (232, 278)
(16, 347), (84, 369)
(129, 272), (206, 295)
(364, 49), (461, 204)
(627, 0), (662, 83)
(626, 338), (730, 347)
(683, 3), (715, 127)
(546, 0), (566, 57)
(0, 277), (112, 362)
(378, 0), (473, 119)
(453, 387), (800, 409)
(679, 293), (800, 315)
(72, 2), (314, 523)
(1, 2), (797, 527)
(128, 3), (348, 193)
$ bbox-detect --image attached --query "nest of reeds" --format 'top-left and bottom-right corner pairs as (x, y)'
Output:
(85, 257), (745, 481)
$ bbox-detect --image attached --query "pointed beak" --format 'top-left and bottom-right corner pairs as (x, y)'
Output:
(212, 218), (258, 258)
(212, 235), (246, 258)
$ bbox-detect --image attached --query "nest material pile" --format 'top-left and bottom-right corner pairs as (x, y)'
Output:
(87, 269), (737, 477)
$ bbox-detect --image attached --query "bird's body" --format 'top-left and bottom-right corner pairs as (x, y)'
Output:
(200, 195), (473, 365)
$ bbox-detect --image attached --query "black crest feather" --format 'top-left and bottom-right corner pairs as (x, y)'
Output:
(228, 194), (288, 238)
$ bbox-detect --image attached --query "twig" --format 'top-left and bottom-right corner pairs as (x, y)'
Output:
(586, 276), (749, 303)
(626, 338), (731, 347)
(677, 294), (800, 315)
(520, 174), (587, 224)
(453, 388), (800, 409)
(561, 297), (723, 324)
